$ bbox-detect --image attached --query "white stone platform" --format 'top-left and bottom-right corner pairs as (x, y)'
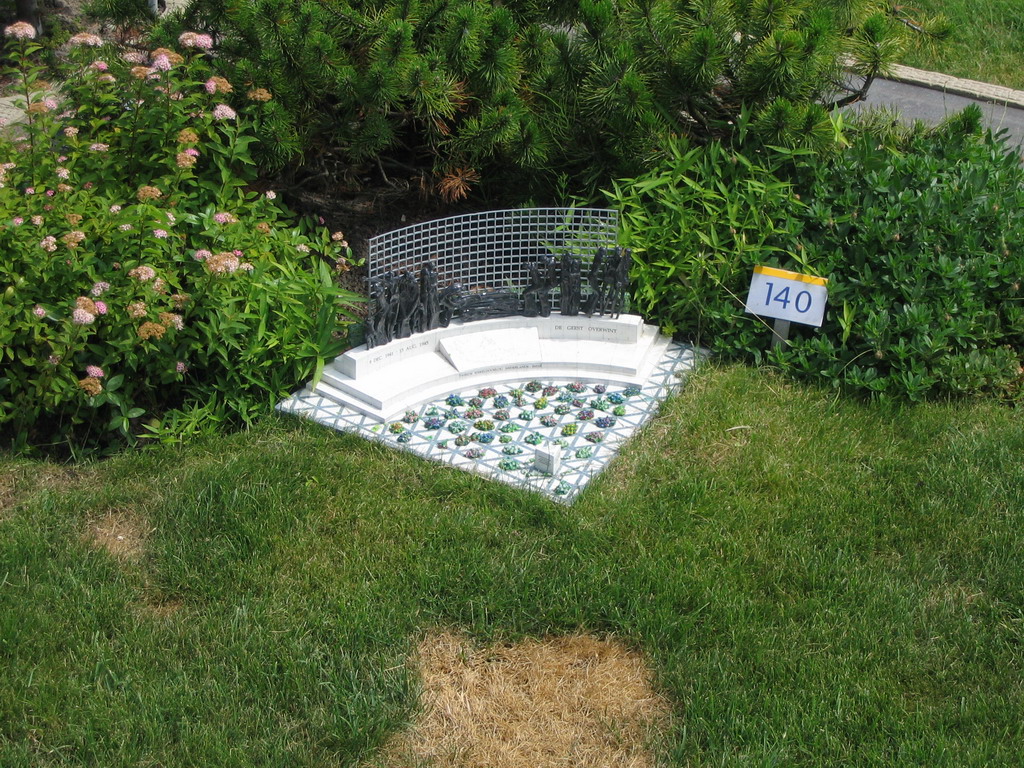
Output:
(313, 314), (672, 421)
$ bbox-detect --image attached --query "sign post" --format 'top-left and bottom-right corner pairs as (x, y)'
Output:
(744, 266), (829, 345)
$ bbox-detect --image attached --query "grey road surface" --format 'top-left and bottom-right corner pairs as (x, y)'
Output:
(851, 77), (1024, 150)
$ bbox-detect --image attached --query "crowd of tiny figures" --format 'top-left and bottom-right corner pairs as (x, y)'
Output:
(364, 246), (633, 349)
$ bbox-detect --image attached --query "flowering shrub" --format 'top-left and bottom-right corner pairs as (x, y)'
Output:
(0, 29), (358, 453)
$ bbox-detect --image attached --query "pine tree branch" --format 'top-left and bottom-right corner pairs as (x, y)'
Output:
(826, 70), (877, 110)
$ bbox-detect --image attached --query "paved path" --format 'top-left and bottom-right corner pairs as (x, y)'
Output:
(853, 69), (1024, 150)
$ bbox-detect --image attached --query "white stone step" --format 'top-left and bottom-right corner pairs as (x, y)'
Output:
(311, 314), (673, 421)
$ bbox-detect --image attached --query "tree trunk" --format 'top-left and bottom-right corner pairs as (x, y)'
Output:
(15, 0), (41, 36)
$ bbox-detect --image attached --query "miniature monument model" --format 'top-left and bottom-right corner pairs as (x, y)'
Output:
(280, 208), (700, 502)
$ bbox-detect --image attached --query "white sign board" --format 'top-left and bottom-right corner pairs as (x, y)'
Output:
(744, 265), (829, 327)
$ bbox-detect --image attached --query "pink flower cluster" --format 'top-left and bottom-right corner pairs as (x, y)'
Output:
(213, 211), (238, 224)
(68, 32), (103, 46)
(85, 365), (105, 378)
(91, 281), (110, 296)
(4, 21), (36, 40)
(206, 251), (241, 274)
(212, 104), (236, 121)
(178, 31), (214, 50)
(128, 265), (156, 281)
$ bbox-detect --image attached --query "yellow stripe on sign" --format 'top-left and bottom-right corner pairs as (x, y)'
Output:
(754, 265), (828, 286)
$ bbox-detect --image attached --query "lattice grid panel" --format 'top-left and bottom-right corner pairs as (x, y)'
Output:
(367, 208), (619, 307)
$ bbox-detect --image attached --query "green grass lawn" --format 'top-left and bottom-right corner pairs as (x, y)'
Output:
(2, 364), (1022, 766)
(899, 0), (1024, 90)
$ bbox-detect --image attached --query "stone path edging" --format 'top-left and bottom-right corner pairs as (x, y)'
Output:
(883, 63), (1024, 109)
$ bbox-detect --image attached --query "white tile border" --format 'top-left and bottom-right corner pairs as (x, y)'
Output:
(278, 341), (705, 503)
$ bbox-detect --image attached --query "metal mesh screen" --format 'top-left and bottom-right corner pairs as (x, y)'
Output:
(367, 208), (619, 306)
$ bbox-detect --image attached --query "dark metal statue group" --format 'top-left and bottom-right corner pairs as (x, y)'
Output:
(364, 247), (632, 349)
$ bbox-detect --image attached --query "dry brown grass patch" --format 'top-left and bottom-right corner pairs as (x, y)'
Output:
(0, 464), (85, 519)
(0, 472), (16, 519)
(83, 509), (148, 562)
(373, 630), (670, 768)
(138, 597), (184, 619)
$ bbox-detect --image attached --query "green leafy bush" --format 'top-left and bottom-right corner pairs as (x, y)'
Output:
(610, 137), (805, 344)
(0, 27), (359, 454)
(611, 114), (1024, 401)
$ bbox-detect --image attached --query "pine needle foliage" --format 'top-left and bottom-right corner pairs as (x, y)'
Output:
(149, 0), (941, 200)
